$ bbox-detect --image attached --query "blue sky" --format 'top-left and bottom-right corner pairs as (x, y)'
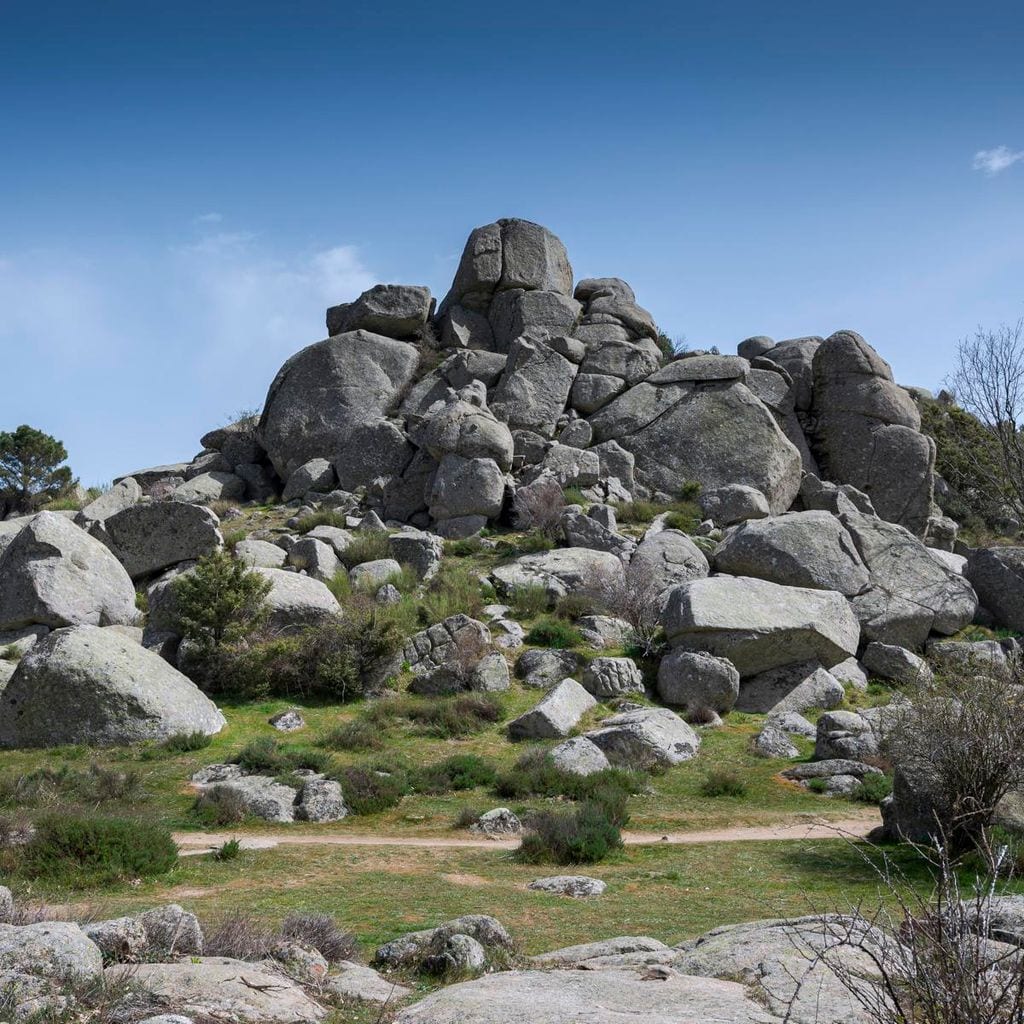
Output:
(2, 1), (1022, 485)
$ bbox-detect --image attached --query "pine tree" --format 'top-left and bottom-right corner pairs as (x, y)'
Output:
(0, 425), (74, 514)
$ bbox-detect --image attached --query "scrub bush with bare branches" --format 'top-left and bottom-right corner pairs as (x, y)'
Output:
(513, 475), (566, 539)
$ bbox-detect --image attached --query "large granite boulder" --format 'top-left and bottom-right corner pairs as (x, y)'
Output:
(252, 568), (342, 630)
(258, 330), (419, 482)
(327, 283), (432, 338)
(0, 922), (103, 981)
(507, 678), (597, 740)
(657, 649), (740, 714)
(490, 338), (578, 437)
(438, 218), (573, 316)
(629, 530), (709, 603)
(0, 625), (225, 748)
(662, 576), (860, 677)
(811, 330), (935, 535)
(841, 512), (977, 648)
(965, 547), (1024, 632)
(712, 511), (870, 597)
(93, 502), (222, 580)
(491, 548), (625, 603)
(586, 707), (700, 768)
(0, 513), (137, 631)
(589, 375), (802, 513)
(418, 384), (514, 471)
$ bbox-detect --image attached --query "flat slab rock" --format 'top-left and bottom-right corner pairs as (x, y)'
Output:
(528, 875), (606, 898)
(326, 961), (412, 1005)
(109, 958), (326, 1024)
(392, 967), (782, 1024)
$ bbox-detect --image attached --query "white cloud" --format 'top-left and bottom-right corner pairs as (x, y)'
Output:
(972, 146), (1024, 176)
(193, 212), (223, 224)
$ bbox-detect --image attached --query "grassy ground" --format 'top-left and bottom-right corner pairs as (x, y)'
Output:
(0, 694), (877, 838)
(18, 836), (972, 958)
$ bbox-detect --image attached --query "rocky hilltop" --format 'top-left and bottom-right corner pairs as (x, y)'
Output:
(239, 217), (942, 540)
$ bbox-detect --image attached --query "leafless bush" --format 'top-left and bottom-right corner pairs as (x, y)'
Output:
(577, 560), (662, 656)
(193, 785), (250, 826)
(280, 913), (357, 963)
(883, 669), (1024, 858)
(513, 476), (566, 539)
(796, 841), (1024, 1024)
(202, 912), (277, 960)
(946, 320), (1024, 521)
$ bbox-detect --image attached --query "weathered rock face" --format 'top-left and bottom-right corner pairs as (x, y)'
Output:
(417, 385), (514, 471)
(490, 338), (578, 437)
(629, 530), (709, 602)
(589, 377), (802, 513)
(965, 547), (1024, 632)
(491, 548), (625, 602)
(94, 502), (222, 581)
(586, 707), (700, 768)
(0, 922), (103, 981)
(0, 625), (225, 748)
(735, 661), (845, 715)
(811, 331), (935, 535)
(114, 958), (326, 1024)
(507, 678), (597, 740)
(0, 513), (138, 631)
(662, 576), (860, 677)
(251, 568), (342, 630)
(712, 511), (870, 597)
(841, 512), (977, 648)
(393, 967), (778, 1024)
(657, 649), (740, 713)
(258, 330), (420, 482)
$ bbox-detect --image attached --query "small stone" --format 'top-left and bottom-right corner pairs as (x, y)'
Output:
(528, 876), (606, 898)
(269, 709), (305, 732)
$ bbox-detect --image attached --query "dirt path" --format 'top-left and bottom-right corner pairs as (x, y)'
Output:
(174, 813), (878, 856)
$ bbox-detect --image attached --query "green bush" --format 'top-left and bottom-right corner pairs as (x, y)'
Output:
(850, 772), (893, 805)
(216, 615), (403, 702)
(321, 719), (384, 752)
(562, 487), (588, 506)
(413, 755), (497, 794)
(445, 536), (485, 557)
(365, 693), (503, 739)
(517, 802), (622, 865)
(172, 550), (272, 651)
(525, 617), (582, 649)
(495, 751), (641, 818)
(333, 765), (408, 815)
(416, 562), (485, 625)
(555, 593), (598, 621)
(231, 738), (330, 775)
(339, 532), (392, 570)
(162, 731), (213, 754)
(807, 777), (829, 794)
(14, 816), (177, 884)
(700, 770), (748, 798)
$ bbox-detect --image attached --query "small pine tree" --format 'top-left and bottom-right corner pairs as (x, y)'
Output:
(172, 550), (272, 650)
(0, 425), (74, 513)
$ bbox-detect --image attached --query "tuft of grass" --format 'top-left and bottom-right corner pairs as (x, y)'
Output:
(230, 738), (331, 775)
(525, 617), (582, 649)
(700, 770), (749, 798)
(296, 510), (349, 534)
(194, 786), (250, 826)
(162, 731), (213, 754)
(321, 719), (384, 752)
(213, 838), (243, 862)
(339, 532), (392, 570)
(850, 773), (893, 805)
(509, 584), (551, 619)
(562, 487), (588, 506)
(445, 536), (485, 557)
(367, 693), (504, 739)
(416, 561), (486, 625)
(331, 765), (409, 816)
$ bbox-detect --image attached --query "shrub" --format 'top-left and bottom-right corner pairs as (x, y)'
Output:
(555, 593), (598, 621)
(525, 617), (582, 649)
(279, 912), (356, 963)
(333, 766), (408, 815)
(172, 551), (272, 651)
(453, 805), (487, 829)
(194, 786), (250, 826)
(494, 750), (642, 815)
(413, 755), (497, 794)
(413, 694), (504, 738)
(850, 773), (893, 805)
(321, 719), (384, 752)
(338, 532), (392, 570)
(509, 530), (556, 554)
(231, 738), (331, 775)
(218, 614), (403, 702)
(203, 913), (275, 959)
(213, 838), (242, 862)
(562, 487), (588, 506)
(807, 777), (829, 794)
(14, 816), (177, 884)
(162, 731), (213, 754)
(513, 476), (566, 538)
(509, 584), (551, 619)
(517, 802), (622, 865)
(700, 770), (748, 798)
(663, 502), (701, 534)
(0, 764), (146, 807)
